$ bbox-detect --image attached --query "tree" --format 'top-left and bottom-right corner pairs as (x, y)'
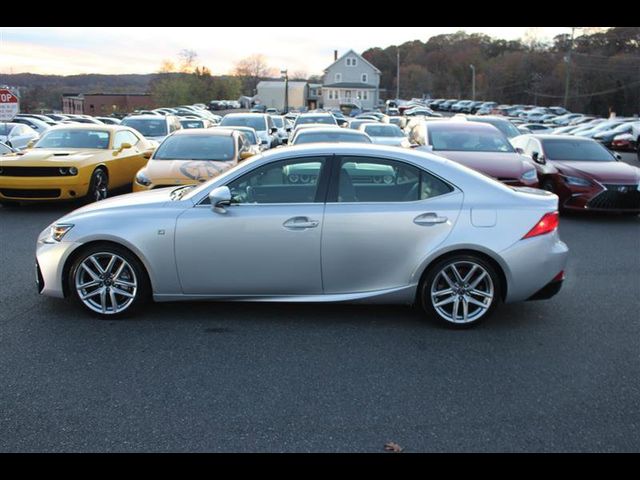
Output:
(233, 54), (277, 93)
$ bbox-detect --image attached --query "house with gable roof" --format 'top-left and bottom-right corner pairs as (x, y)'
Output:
(321, 49), (381, 111)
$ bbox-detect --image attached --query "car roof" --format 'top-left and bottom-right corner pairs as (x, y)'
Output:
(44, 123), (124, 132)
(172, 128), (234, 137)
(123, 115), (169, 120)
(298, 127), (366, 135)
(422, 120), (500, 131)
(525, 134), (596, 141)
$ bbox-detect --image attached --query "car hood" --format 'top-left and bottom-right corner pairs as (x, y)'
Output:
(142, 159), (235, 183)
(61, 187), (179, 220)
(432, 151), (531, 179)
(0, 148), (100, 165)
(551, 160), (640, 184)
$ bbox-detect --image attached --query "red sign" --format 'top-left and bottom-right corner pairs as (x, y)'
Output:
(0, 89), (19, 121)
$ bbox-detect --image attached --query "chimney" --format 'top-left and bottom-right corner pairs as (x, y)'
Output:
(334, 50), (338, 61)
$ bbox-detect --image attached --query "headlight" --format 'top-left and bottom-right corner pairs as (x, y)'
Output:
(58, 167), (78, 176)
(136, 171), (152, 186)
(44, 224), (74, 243)
(563, 175), (591, 187)
(521, 169), (538, 181)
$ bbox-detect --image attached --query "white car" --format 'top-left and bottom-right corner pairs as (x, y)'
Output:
(219, 113), (278, 149)
(12, 116), (53, 135)
(0, 122), (39, 150)
(358, 123), (411, 148)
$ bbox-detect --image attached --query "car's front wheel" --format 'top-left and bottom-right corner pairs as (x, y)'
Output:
(87, 168), (109, 203)
(69, 244), (150, 318)
(420, 254), (501, 328)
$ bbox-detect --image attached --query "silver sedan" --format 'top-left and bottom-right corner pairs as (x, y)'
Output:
(35, 144), (569, 327)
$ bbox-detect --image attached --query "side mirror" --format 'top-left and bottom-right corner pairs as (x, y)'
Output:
(286, 126), (292, 132)
(270, 127), (278, 134)
(514, 147), (524, 154)
(113, 142), (133, 155)
(209, 186), (232, 213)
(26, 139), (37, 149)
(614, 153), (622, 161)
(240, 150), (253, 160)
(142, 150), (153, 159)
(531, 151), (546, 165)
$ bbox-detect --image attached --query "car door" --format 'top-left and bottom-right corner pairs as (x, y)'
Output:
(321, 155), (463, 294)
(174, 155), (331, 295)
(110, 130), (145, 186)
(10, 126), (29, 149)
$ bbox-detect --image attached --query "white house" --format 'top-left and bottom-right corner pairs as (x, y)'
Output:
(321, 50), (381, 110)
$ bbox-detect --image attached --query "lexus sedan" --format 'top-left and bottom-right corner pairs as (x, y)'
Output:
(36, 144), (568, 327)
(510, 134), (640, 213)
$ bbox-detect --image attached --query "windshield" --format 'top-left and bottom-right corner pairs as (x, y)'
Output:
(121, 118), (168, 137)
(542, 139), (615, 162)
(429, 127), (514, 152)
(363, 124), (404, 137)
(294, 131), (371, 145)
(295, 116), (336, 126)
(271, 117), (284, 128)
(220, 116), (266, 132)
(153, 135), (236, 161)
(180, 120), (204, 129)
(35, 129), (110, 149)
(469, 119), (521, 138)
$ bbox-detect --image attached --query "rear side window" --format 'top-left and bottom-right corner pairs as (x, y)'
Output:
(335, 156), (453, 203)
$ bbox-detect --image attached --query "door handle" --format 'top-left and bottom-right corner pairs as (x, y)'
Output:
(414, 212), (448, 226)
(283, 216), (320, 230)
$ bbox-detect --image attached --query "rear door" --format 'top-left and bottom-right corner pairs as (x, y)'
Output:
(321, 155), (464, 294)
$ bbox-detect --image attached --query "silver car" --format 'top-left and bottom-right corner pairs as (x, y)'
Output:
(35, 144), (568, 327)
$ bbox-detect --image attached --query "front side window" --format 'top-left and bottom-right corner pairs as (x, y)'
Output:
(227, 157), (327, 204)
(35, 129), (110, 149)
(113, 130), (140, 148)
(336, 156), (453, 203)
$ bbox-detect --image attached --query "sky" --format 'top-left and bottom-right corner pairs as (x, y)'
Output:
(0, 27), (574, 77)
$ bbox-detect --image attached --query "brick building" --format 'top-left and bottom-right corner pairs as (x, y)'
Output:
(62, 93), (154, 115)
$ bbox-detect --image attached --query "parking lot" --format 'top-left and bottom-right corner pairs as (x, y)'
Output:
(0, 151), (637, 452)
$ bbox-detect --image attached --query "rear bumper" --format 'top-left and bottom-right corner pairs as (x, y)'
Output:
(527, 278), (563, 301)
(499, 231), (569, 303)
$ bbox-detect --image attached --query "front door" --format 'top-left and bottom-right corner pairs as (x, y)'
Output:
(321, 155), (463, 294)
(175, 156), (330, 295)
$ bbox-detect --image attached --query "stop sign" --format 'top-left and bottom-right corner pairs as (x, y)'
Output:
(0, 89), (19, 122)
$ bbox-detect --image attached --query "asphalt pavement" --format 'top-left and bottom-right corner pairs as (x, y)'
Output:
(0, 153), (639, 452)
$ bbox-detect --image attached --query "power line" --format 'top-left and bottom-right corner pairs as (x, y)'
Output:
(526, 79), (640, 98)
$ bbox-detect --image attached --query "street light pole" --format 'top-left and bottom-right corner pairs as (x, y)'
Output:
(563, 27), (576, 109)
(281, 69), (289, 114)
(396, 48), (400, 99)
(469, 64), (476, 101)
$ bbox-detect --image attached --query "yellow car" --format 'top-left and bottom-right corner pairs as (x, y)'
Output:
(0, 124), (156, 205)
(132, 128), (253, 192)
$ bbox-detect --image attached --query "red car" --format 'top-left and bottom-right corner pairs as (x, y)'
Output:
(511, 134), (640, 214)
(412, 121), (539, 188)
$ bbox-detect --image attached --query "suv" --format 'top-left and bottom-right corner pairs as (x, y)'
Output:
(121, 114), (182, 142)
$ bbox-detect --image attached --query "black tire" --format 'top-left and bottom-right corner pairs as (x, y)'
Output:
(419, 254), (502, 328)
(540, 179), (555, 193)
(68, 243), (151, 319)
(86, 168), (109, 203)
(0, 200), (20, 207)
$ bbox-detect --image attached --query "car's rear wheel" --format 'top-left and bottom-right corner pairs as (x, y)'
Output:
(69, 244), (150, 318)
(87, 168), (108, 203)
(420, 254), (501, 328)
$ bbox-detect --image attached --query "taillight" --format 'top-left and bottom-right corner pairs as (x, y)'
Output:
(522, 211), (559, 239)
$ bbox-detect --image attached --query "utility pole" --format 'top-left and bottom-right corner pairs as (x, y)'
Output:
(281, 69), (288, 114)
(563, 27), (576, 109)
(396, 48), (400, 100)
(469, 64), (476, 101)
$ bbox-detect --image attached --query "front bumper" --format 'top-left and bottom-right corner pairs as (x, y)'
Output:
(0, 176), (90, 201)
(35, 239), (81, 298)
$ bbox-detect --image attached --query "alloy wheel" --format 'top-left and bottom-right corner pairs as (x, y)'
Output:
(92, 170), (108, 201)
(74, 252), (138, 314)
(430, 260), (494, 324)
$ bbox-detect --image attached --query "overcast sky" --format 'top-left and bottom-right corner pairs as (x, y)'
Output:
(0, 27), (573, 76)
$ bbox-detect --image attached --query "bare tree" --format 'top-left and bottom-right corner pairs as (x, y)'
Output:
(233, 54), (277, 93)
(178, 49), (199, 73)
